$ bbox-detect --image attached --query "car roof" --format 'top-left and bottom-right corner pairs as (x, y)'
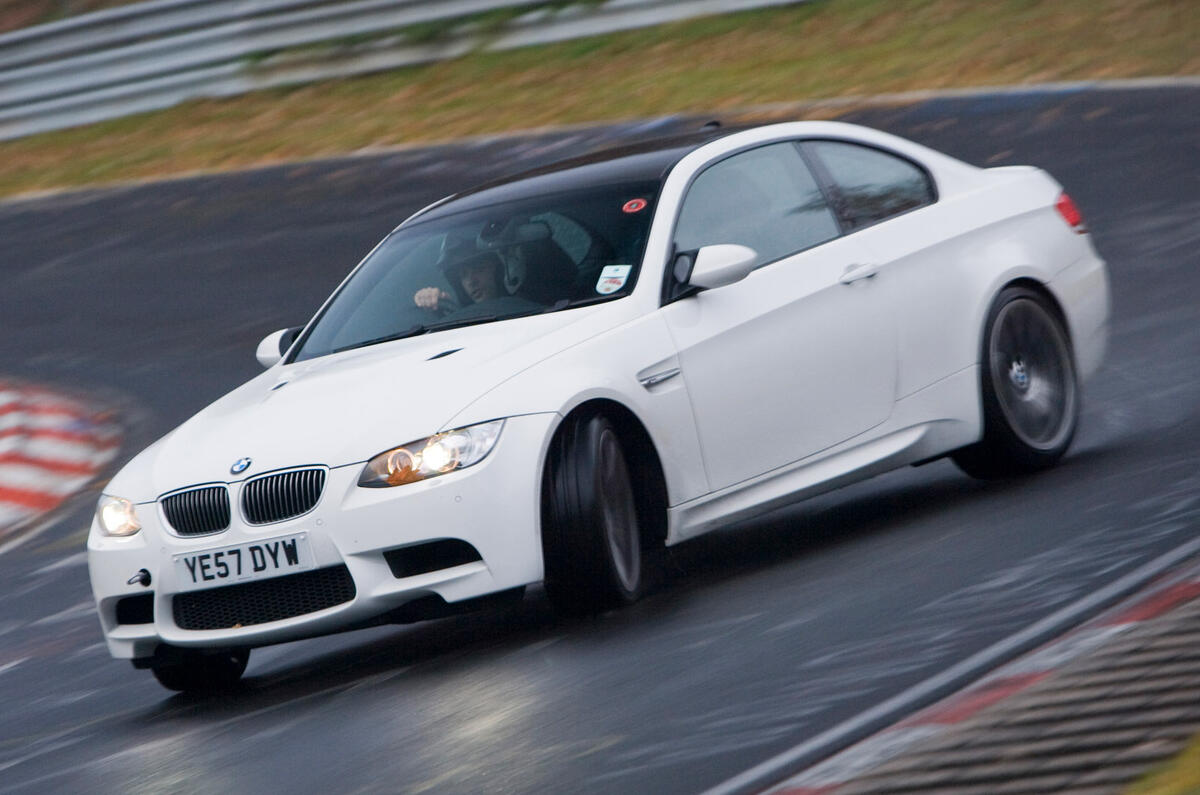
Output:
(410, 127), (737, 223)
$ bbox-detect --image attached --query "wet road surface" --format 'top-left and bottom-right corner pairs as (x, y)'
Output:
(0, 85), (1197, 793)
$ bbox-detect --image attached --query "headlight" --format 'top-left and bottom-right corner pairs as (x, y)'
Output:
(358, 419), (504, 488)
(96, 495), (142, 537)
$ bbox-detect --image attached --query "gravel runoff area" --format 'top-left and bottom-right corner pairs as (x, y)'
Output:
(766, 559), (1200, 794)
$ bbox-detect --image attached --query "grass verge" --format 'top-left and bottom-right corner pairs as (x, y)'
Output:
(0, 0), (142, 35)
(1125, 732), (1200, 795)
(1, 0), (1197, 198)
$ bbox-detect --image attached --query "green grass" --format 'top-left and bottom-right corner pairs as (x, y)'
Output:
(1126, 732), (1200, 795)
(0, 0), (143, 34)
(1, 0), (1196, 198)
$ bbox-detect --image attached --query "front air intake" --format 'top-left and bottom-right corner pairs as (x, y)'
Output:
(173, 565), (355, 630)
(383, 539), (483, 578)
(241, 467), (326, 525)
(162, 486), (231, 536)
(116, 593), (154, 625)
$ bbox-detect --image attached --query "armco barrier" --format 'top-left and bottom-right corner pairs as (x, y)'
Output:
(0, 0), (806, 141)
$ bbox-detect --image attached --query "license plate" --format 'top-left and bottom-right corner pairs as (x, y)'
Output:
(174, 533), (314, 592)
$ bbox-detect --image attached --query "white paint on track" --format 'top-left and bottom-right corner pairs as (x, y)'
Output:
(27, 550), (87, 576)
(0, 465), (96, 494)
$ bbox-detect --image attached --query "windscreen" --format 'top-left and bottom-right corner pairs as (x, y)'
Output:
(292, 180), (661, 362)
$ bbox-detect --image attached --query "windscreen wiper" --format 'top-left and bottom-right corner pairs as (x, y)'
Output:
(331, 324), (426, 353)
(418, 314), (500, 333)
(331, 312), (539, 354)
(544, 294), (622, 312)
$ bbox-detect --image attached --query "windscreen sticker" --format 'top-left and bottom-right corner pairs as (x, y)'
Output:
(622, 198), (648, 214)
(595, 265), (632, 295)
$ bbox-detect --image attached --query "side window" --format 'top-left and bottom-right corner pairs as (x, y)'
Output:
(807, 141), (935, 230)
(674, 142), (839, 267)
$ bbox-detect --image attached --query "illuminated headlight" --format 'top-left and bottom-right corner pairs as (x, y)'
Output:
(358, 419), (504, 488)
(96, 495), (142, 537)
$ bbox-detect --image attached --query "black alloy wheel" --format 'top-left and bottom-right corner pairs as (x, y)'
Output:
(542, 412), (657, 615)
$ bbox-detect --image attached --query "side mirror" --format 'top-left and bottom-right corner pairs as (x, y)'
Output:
(256, 327), (301, 369)
(687, 244), (759, 290)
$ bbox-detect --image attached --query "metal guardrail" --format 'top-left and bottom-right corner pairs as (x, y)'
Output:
(0, 0), (805, 142)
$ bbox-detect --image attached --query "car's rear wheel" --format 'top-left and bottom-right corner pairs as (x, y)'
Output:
(954, 286), (1079, 479)
(151, 648), (249, 692)
(542, 413), (658, 615)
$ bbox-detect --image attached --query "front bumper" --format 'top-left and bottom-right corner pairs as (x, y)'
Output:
(88, 412), (556, 660)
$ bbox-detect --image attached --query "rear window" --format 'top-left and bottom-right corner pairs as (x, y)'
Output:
(806, 141), (935, 230)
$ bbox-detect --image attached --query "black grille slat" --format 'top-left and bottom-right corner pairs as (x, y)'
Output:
(162, 486), (230, 536)
(173, 565), (355, 630)
(186, 489), (198, 534)
(241, 468), (325, 525)
(286, 472), (297, 518)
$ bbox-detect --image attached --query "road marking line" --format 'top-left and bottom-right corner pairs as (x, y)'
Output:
(0, 658), (26, 677)
(0, 504), (35, 526)
(0, 426), (120, 447)
(26, 550), (87, 577)
(0, 468), (93, 496)
(0, 402), (88, 419)
(0, 411), (117, 434)
(0, 486), (63, 511)
(0, 451), (104, 476)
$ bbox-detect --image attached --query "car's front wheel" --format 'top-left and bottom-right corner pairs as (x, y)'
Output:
(151, 648), (249, 692)
(954, 286), (1079, 479)
(542, 413), (657, 615)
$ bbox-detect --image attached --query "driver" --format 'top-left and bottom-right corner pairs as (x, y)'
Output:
(413, 250), (504, 312)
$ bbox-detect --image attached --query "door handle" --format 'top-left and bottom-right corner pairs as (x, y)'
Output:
(839, 262), (879, 284)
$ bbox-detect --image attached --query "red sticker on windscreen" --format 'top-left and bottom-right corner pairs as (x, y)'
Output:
(622, 198), (648, 214)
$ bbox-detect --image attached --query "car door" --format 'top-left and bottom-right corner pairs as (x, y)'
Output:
(800, 139), (947, 399)
(661, 141), (898, 492)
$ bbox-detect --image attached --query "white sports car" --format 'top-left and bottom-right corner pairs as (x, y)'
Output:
(88, 122), (1109, 690)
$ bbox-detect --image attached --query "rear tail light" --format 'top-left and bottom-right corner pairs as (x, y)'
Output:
(1055, 193), (1087, 234)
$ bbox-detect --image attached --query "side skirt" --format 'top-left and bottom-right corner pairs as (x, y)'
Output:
(666, 365), (980, 544)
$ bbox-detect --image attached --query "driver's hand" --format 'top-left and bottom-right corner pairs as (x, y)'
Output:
(414, 287), (452, 310)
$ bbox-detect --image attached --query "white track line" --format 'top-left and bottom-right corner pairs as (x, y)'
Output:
(0, 464), (94, 495)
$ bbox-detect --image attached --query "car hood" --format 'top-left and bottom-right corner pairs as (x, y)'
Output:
(117, 304), (625, 501)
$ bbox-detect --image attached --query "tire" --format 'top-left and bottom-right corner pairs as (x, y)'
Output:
(151, 648), (249, 693)
(542, 413), (659, 615)
(953, 286), (1079, 479)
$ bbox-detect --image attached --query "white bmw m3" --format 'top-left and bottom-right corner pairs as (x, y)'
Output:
(88, 122), (1109, 690)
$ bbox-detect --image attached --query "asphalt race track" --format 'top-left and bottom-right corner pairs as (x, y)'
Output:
(0, 85), (1197, 794)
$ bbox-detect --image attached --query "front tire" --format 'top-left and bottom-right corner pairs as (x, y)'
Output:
(151, 648), (249, 693)
(953, 286), (1079, 479)
(542, 413), (657, 615)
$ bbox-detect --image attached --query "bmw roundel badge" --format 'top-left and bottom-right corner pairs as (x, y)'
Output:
(231, 457), (252, 475)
